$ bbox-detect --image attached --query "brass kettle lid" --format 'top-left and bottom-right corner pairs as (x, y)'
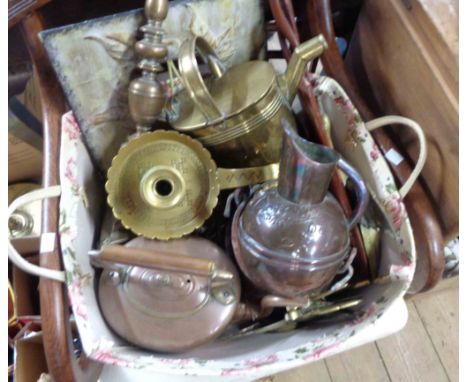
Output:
(174, 61), (278, 130)
(106, 130), (220, 240)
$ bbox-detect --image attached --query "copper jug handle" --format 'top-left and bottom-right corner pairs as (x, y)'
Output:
(178, 36), (225, 123)
(336, 158), (369, 229)
(92, 244), (233, 281)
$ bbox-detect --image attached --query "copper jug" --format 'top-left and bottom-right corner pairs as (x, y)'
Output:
(171, 35), (328, 167)
(231, 124), (369, 298)
(91, 237), (241, 352)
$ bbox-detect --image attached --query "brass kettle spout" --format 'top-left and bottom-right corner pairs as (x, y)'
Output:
(281, 34), (328, 103)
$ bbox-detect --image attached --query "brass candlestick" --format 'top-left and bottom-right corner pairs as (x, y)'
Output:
(128, 0), (169, 135)
(106, 0), (279, 240)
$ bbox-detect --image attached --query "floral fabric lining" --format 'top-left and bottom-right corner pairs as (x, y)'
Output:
(58, 76), (416, 377)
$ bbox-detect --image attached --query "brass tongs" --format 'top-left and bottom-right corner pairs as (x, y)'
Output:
(228, 276), (393, 339)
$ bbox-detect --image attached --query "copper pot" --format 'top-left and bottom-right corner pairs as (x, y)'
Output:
(90, 237), (241, 352)
(231, 124), (369, 298)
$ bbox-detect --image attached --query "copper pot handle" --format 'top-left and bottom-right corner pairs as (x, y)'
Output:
(178, 36), (225, 122)
(95, 244), (233, 281)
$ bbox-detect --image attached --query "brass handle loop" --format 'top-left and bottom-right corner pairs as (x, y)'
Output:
(178, 36), (225, 122)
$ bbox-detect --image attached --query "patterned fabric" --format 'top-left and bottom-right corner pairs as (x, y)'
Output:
(57, 74), (417, 377)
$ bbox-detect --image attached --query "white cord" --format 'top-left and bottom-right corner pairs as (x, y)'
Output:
(365, 116), (427, 199)
(8, 186), (66, 282)
(330, 248), (357, 292)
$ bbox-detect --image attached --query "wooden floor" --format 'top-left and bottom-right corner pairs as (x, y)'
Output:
(259, 278), (459, 382)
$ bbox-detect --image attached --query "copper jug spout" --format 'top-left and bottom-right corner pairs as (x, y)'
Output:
(278, 122), (369, 228)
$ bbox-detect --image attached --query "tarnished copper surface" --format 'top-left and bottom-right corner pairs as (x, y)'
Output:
(95, 236), (241, 352)
(231, 125), (369, 298)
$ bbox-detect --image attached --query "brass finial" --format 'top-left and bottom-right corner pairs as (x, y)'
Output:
(128, 0), (169, 134)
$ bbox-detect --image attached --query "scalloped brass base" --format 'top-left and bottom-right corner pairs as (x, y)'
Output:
(106, 130), (219, 240)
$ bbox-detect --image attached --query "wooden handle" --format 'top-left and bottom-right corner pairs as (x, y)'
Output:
(101, 245), (216, 278)
(305, 0), (445, 293)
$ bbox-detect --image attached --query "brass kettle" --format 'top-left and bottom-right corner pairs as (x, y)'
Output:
(171, 35), (328, 167)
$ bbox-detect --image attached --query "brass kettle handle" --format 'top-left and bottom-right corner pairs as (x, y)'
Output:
(96, 244), (233, 281)
(178, 36), (225, 124)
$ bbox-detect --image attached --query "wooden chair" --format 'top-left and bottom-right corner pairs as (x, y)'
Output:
(8, 1), (446, 380)
(302, 0), (445, 293)
(10, 3), (102, 380)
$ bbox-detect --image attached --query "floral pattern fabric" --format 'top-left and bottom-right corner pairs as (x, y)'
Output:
(58, 75), (418, 377)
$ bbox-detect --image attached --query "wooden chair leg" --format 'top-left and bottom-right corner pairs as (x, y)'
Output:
(303, 0), (445, 294)
(21, 12), (102, 381)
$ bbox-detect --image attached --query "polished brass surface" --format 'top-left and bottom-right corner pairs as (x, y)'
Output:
(283, 35), (327, 103)
(106, 130), (218, 239)
(171, 35), (327, 167)
(128, 0), (169, 134)
(106, 130), (279, 239)
(177, 36), (225, 121)
(144, 0), (168, 21)
(231, 298), (361, 338)
(217, 164), (279, 190)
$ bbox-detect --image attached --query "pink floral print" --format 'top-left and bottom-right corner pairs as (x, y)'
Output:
(92, 350), (131, 368)
(370, 142), (381, 161)
(221, 355), (279, 375)
(304, 343), (340, 361)
(383, 195), (407, 230)
(63, 113), (81, 141)
(68, 279), (88, 322)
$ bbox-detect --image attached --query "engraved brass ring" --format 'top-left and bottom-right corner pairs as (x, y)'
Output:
(106, 130), (278, 240)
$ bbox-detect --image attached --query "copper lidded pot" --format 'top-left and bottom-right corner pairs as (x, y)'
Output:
(231, 124), (369, 298)
(171, 35), (328, 167)
(91, 237), (241, 352)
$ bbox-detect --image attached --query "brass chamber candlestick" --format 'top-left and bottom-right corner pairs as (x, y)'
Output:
(106, 0), (279, 240)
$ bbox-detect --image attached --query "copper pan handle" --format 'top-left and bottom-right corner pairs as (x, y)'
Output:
(96, 244), (233, 280)
(336, 158), (369, 229)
